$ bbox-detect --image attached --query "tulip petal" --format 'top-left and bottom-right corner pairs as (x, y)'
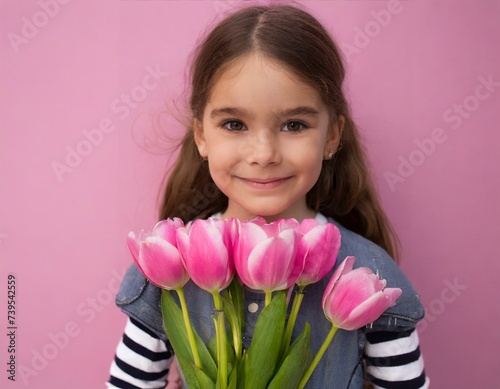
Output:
(245, 235), (295, 290)
(139, 236), (188, 290)
(178, 219), (234, 292)
(224, 218), (238, 251)
(127, 232), (140, 263)
(322, 256), (355, 307)
(176, 227), (190, 267)
(383, 287), (403, 306)
(249, 216), (267, 226)
(260, 222), (280, 237)
(339, 288), (402, 330)
(297, 224), (340, 285)
(327, 270), (383, 315)
(281, 229), (303, 287)
(298, 218), (320, 234)
(233, 219), (301, 292)
(277, 218), (300, 233)
(153, 219), (182, 245)
(240, 221), (270, 248)
(189, 221), (228, 267)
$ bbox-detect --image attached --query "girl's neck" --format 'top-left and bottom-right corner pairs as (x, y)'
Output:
(215, 209), (322, 223)
(220, 199), (316, 223)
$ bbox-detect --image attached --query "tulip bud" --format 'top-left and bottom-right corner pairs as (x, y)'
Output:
(322, 257), (402, 330)
(233, 217), (303, 292)
(127, 218), (189, 290)
(296, 220), (341, 287)
(176, 217), (234, 292)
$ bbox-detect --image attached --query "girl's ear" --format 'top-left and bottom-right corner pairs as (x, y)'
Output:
(324, 114), (345, 158)
(193, 118), (208, 159)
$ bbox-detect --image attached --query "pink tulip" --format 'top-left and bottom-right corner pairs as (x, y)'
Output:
(296, 219), (341, 287)
(176, 217), (234, 292)
(322, 256), (402, 330)
(233, 217), (303, 292)
(127, 218), (189, 290)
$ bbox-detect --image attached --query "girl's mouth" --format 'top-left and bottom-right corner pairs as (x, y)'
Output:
(238, 176), (292, 189)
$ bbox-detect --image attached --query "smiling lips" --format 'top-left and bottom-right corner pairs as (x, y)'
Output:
(238, 176), (292, 189)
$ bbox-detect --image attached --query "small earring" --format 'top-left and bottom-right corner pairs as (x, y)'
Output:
(325, 140), (343, 160)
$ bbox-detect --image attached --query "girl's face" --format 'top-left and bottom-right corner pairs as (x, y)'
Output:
(194, 53), (343, 222)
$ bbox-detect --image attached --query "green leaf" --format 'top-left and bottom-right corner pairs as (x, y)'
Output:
(208, 334), (218, 364)
(175, 353), (201, 389)
(225, 333), (236, 367)
(161, 290), (218, 385)
(223, 280), (245, 361)
(267, 323), (312, 389)
(208, 331), (236, 371)
(194, 361), (216, 389)
(222, 296), (241, 360)
(222, 297), (236, 331)
(236, 352), (247, 388)
(228, 363), (238, 389)
(228, 279), (245, 332)
(243, 291), (287, 389)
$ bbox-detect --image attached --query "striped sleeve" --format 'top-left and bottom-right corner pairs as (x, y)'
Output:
(107, 317), (173, 389)
(364, 328), (430, 389)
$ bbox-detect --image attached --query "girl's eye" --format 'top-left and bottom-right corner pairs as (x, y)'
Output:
(282, 120), (308, 133)
(221, 120), (245, 132)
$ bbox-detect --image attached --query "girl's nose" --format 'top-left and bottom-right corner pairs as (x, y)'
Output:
(244, 130), (281, 166)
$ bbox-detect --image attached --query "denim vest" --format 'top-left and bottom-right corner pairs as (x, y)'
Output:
(115, 216), (424, 388)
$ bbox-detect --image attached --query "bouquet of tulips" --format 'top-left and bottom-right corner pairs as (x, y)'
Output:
(127, 217), (401, 389)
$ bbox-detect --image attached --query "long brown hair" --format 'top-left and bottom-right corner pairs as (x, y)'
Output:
(158, 4), (400, 261)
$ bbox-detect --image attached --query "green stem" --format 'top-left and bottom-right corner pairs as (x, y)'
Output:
(281, 286), (305, 359)
(175, 288), (202, 369)
(298, 325), (338, 389)
(212, 291), (227, 389)
(265, 290), (272, 306)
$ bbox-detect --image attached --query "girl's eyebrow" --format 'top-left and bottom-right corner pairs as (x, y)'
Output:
(210, 106), (321, 120)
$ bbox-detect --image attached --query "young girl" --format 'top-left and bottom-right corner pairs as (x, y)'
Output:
(107, 4), (429, 389)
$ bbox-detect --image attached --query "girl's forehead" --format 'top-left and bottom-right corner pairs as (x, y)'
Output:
(216, 53), (298, 82)
(207, 53), (323, 108)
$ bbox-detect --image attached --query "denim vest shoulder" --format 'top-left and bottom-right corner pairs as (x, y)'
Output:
(330, 218), (425, 329)
(115, 218), (424, 389)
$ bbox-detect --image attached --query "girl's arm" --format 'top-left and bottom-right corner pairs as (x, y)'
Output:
(364, 328), (430, 388)
(107, 317), (177, 389)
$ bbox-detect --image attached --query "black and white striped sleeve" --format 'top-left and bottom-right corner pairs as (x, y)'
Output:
(107, 317), (173, 389)
(364, 328), (430, 388)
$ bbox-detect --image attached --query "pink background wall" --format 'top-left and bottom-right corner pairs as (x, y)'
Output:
(1, 1), (499, 388)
